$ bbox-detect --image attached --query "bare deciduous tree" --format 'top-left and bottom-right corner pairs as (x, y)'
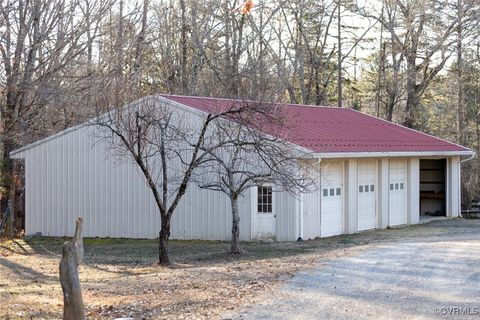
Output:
(377, 0), (460, 128)
(94, 96), (280, 264)
(0, 0), (113, 227)
(197, 101), (316, 253)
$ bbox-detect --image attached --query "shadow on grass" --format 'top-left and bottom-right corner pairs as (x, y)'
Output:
(3, 218), (479, 271)
(9, 235), (355, 266)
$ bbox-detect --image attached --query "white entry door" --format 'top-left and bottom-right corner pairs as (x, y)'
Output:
(255, 185), (276, 239)
(357, 160), (377, 231)
(389, 159), (407, 226)
(321, 162), (344, 237)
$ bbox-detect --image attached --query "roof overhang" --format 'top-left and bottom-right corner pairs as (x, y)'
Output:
(310, 150), (475, 159)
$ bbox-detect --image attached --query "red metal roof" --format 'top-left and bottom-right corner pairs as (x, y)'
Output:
(160, 94), (470, 154)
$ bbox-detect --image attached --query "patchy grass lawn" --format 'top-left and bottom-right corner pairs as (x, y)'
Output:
(1, 218), (479, 319)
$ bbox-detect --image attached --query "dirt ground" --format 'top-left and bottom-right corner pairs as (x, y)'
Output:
(1, 218), (479, 320)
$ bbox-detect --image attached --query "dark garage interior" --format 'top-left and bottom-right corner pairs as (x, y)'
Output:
(420, 159), (447, 217)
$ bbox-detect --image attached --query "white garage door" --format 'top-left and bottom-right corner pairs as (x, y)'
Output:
(389, 159), (407, 226)
(357, 160), (377, 231)
(321, 162), (344, 237)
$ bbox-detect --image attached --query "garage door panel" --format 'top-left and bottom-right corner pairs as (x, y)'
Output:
(389, 159), (407, 226)
(357, 160), (377, 231)
(321, 162), (344, 237)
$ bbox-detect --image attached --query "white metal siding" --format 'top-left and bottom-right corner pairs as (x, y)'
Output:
(302, 189), (320, 241)
(357, 160), (377, 231)
(320, 161), (344, 237)
(344, 159), (357, 234)
(274, 191), (297, 241)
(23, 125), (258, 240)
(303, 189), (321, 240)
(21, 106), (301, 241)
(446, 156), (461, 218)
(407, 158), (420, 224)
(301, 162), (321, 240)
(389, 159), (407, 226)
(378, 159), (390, 228)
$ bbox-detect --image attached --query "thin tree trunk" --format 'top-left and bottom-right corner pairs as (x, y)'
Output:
(133, 0), (148, 88)
(180, 0), (188, 92)
(476, 116), (480, 156)
(115, 0), (124, 103)
(159, 215), (171, 265)
(337, 0), (342, 108)
(405, 55), (418, 128)
(6, 160), (17, 238)
(405, 92), (418, 128)
(375, 2), (385, 117)
(231, 14), (246, 98)
(230, 196), (240, 254)
(456, 0), (465, 144)
(1, 136), (15, 228)
(85, 0), (93, 70)
(385, 96), (395, 122)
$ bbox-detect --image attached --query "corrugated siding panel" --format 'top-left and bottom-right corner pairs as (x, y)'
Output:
(303, 188), (321, 240)
(24, 154), (32, 234)
(23, 123), (257, 240)
(275, 191), (297, 241)
(238, 191), (251, 241)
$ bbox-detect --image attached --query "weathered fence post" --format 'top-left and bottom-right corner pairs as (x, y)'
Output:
(73, 218), (84, 264)
(59, 217), (85, 320)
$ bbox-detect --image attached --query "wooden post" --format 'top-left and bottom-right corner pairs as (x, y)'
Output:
(59, 218), (85, 320)
(73, 217), (84, 265)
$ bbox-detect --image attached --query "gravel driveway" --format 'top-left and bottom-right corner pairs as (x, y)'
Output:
(226, 220), (480, 320)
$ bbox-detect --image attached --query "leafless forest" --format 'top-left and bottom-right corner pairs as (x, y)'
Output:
(1, 0), (479, 225)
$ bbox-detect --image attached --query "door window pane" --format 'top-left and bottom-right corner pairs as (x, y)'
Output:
(390, 184), (394, 190)
(323, 189), (328, 197)
(359, 185), (364, 192)
(336, 188), (341, 196)
(330, 188), (335, 196)
(400, 183), (404, 190)
(365, 185), (369, 192)
(395, 183), (399, 190)
(370, 184), (375, 192)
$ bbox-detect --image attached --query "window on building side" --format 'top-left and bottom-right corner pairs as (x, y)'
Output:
(257, 186), (273, 213)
